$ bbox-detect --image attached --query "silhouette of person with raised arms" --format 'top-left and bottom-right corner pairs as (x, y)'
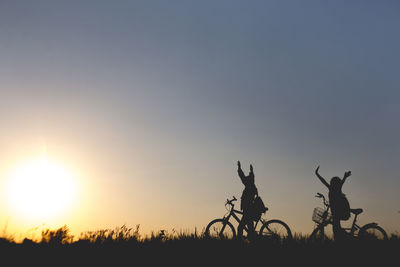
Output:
(315, 165), (352, 241)
(237, 160), (258, 241)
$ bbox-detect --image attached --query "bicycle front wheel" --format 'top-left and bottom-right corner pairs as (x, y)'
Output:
(309, 225), (329, 242)
(259, 219), (292, 240)
(205, 219), (236, 239)
(358, 224), (388, 240)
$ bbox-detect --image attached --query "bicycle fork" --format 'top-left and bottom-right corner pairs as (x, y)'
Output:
(218, 214), (233, 236)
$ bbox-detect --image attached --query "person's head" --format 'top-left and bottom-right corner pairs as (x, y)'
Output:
(330, 176), (342, 192)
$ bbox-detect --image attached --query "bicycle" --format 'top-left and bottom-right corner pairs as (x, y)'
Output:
(310, 192), (388, 240)
(205, 196), (292, 240)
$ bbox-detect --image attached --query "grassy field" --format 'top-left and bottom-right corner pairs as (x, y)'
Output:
(1, 225), (398, 266)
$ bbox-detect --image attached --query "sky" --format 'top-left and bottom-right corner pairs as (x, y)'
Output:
(0, 0), (399, 239)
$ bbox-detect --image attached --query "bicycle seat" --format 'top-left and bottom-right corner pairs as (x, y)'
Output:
(350, 208), (363, 215)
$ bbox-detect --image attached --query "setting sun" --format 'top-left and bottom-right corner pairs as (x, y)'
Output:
(5, 157), (78, 222)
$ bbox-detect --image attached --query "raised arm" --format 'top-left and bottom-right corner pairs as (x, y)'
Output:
(248, 164), (255, 181)
(342, 170), (352, 184)
(315, 166), (330, 188)
(237, 161), (246, 184)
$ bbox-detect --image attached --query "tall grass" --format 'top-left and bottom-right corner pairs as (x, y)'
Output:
(0, 225), (398, 265)
(1, 224), (399, 245)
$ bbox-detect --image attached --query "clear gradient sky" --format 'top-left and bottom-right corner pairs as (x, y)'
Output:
(0, 1), (399, 239)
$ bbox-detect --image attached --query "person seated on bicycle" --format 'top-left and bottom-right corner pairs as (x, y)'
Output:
(315, 166), (352, 241)
(237, 160), (258, 241)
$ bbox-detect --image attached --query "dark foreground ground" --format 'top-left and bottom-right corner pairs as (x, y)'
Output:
(1, 227), (398, 266)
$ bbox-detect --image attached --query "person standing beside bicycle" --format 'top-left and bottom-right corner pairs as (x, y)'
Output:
(315, 166), (352, 241)
(237, 160), (258, 241)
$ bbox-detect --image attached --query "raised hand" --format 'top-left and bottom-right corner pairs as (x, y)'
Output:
(237, 161), (241, 169)
(250, 164), (253, 172)
(315, 165), (320, 175)
(344, 171), (352, 178)
(315, 165), (329, 188)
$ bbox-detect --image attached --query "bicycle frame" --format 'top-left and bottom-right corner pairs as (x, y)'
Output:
(223, 198), (263, 233)
(205, 196), (292, 240)
(314, 193), (361, 236)
(341, 214), (363, 236)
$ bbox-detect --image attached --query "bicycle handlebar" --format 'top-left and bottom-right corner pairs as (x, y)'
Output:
(226, 196), (237, 206)
(315, 192), (329, 207)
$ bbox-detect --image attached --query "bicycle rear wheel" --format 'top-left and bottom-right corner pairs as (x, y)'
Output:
(259, 219), (292, 240)
(205, 219), (236, 239)
(358, 224), (388, 240)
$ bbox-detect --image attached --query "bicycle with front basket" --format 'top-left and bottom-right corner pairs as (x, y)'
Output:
(310, 192), (388, 240)
(205, 196), (292, 240)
